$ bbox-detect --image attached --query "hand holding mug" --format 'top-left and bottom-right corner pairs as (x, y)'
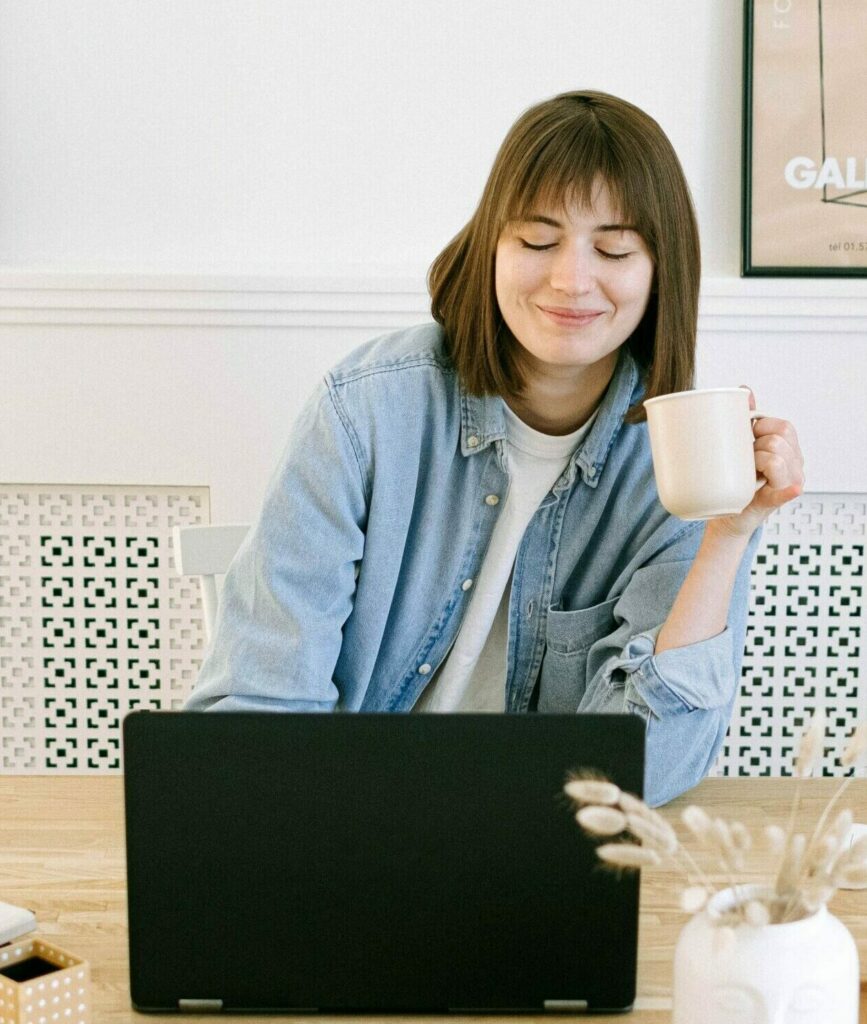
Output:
(722, 386), (805, 536)
(645, 387), (804, 534)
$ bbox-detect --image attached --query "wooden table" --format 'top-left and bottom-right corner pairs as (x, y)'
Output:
(2, 776), (866, 1022)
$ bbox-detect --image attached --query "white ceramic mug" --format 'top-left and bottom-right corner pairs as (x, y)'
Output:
(644, 387), (766, 521)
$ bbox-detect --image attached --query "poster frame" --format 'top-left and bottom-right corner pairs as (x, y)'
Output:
(742, 0), (867, 277)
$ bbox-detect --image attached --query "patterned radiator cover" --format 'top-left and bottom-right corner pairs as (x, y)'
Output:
(1, 484), (208, 772)
(0, 486), (864, 776)
(717, 493), (865, 776)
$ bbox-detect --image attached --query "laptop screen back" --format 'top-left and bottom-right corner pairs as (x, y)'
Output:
(123, 711), (644, 1013)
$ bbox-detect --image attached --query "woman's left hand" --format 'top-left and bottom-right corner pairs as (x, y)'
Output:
(709, 388), (805, 539)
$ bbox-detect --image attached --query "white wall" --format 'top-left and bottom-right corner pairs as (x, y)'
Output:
(0, 0), (745, 276)
(2, 0), (866, 525)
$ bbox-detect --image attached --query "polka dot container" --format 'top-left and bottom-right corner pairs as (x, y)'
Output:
(0, 938), (90, 1024)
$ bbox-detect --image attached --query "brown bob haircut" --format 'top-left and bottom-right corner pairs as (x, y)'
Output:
(428, 90), (700, 423)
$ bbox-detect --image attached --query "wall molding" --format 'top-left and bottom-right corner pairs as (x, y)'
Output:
(1, 269), (867, 331)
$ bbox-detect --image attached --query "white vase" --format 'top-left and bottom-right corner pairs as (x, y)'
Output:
(672, 884), (859, 1024)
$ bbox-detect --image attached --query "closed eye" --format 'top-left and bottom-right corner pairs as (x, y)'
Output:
(518, 239), (633, 261)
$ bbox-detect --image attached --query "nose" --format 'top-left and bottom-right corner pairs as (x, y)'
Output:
(548, 243), (595, 295)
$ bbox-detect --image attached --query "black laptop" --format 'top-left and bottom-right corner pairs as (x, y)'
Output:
(122, 711), (644, 1014)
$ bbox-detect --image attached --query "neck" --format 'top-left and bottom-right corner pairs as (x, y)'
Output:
(506, 350), (618, 435)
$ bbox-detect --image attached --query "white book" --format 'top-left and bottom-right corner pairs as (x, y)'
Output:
(0, 901), (36, 945)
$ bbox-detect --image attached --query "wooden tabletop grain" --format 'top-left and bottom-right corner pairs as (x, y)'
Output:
(1, 775), (865, 1022)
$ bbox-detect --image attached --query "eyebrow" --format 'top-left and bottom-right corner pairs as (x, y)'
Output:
(515, 215), (639, 233)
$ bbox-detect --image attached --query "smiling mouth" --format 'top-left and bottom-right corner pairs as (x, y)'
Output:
(539, 306), (605, 326)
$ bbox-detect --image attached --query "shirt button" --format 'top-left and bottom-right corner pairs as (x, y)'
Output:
(461, 578), (474, 591)
(418, 663), (432, 675)
(485, 494), (500, 506)
(467, 435), (480, 448)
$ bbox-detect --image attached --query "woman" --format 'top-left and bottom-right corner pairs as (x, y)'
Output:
(186, 90), (804, 805)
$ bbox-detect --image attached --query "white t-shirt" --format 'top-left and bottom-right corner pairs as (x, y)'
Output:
(414, 403), (596, 712)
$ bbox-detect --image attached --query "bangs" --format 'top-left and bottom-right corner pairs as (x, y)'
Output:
(499, 123), (653, 250)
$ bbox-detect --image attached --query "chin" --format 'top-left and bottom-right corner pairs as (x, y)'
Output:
(537, 351), (597, 370)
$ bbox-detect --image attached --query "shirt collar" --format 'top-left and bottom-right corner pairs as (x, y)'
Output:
(459, 346), (641, 488)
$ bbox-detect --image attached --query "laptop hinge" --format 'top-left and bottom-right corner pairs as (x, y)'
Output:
(178, 999), (223, 1012)
(544, 999), (589, 1012)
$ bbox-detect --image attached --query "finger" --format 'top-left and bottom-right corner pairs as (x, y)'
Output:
(754, 450), (805, 496)
(753, 433), (801, 472)
(751, 481), (804, 509)
(751, 417), (804, 464)
(751, 416), (789, 437)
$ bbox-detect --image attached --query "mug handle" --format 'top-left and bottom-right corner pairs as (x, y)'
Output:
(749, 410), (770, 492)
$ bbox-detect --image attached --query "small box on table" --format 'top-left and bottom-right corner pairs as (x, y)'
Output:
(0, 937), (90, 1024)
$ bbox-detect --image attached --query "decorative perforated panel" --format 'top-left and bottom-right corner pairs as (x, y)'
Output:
(716, 493), (866, 777)
(0, 484), (208, 773)
(1, 489), (864, 776)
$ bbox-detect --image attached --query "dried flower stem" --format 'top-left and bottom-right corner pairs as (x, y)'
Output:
(781, 773), (854, 921)
(712, 818), (749, 915)
(775, 711), (825, 910)
(681, 809), (747, 919)
(795, 710), (826, 778)
(672, 844), (717, 897)
(776, 775), (803, 896)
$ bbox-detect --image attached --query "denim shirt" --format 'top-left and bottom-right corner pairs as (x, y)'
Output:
(187, 322), (760, 806)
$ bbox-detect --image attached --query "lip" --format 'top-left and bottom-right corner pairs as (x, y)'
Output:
(539, 305), (605, 326)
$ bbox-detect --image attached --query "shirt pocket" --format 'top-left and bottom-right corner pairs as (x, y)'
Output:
(537, 597), (620, 712)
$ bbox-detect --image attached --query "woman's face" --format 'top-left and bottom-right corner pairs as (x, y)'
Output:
(494, 180), (655, 381)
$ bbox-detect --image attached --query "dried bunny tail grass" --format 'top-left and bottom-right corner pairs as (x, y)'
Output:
(796, 799), (854, 903)
(626, 813), (678, 856)
(764, 824), (786, 854)
(729, 821), (752, 854)
(640, 806), (679, 852)
(801, 882), (836, 913)
(596, 843), (661, 869)
(680, 805), (713, 843)
(831, 808), (854, 846)
(830, 833), (867, 881)
(711, 818), (744, 872)
(744, 900), (771, 927)
(841, 722), (867, 768)
(795, 709), (827, 778)
(564, 778), (621, 806)
(679, 808), (742, 896)
(783, 812), (850, 922)
(679, 886), (709, 913)
(576, 805), (628, 836)
(617, 791), (655, 818)
(775, 832), (806, 897)
(804, 833), (841, 876)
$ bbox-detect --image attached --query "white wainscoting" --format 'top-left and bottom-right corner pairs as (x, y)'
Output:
(3, 271), (867, 329)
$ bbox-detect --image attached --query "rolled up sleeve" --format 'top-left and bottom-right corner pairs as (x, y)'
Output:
(617, 626), (736, 717)
(575, 526), (761, 807)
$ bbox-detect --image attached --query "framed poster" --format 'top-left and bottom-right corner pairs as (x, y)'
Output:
(743, 0), (867, 276)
